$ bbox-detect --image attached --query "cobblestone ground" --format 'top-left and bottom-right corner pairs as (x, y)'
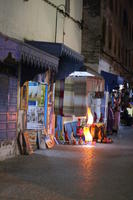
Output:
(0, 126), (133, 200)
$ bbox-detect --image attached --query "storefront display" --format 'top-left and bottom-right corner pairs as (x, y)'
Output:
(27, 81), (47, 130)
(23, 132), (33, 154)
(0, 33), (59, 159)
(20, 82), (29, 110)
(27, 106), (44, 130)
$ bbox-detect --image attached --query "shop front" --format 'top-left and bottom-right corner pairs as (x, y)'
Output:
(26, 41), (85, 147)
(100, 70), (128, 134)
(54, 72), (109, 145)
(0, 33), (59, 159)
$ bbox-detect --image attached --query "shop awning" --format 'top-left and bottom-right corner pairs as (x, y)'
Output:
(0, 33), (59, 84)
(101, 71), (124, 92)
(26, 41), (84, 80)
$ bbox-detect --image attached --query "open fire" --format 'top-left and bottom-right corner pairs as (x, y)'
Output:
(83, 107), (93, 142)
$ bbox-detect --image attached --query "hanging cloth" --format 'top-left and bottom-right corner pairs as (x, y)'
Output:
(63, 78), (74, 116)
(74, 77), (87, 116)
(54, 80), (65, 115)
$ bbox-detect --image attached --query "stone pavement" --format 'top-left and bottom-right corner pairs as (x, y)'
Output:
(0, 125), (133, 200)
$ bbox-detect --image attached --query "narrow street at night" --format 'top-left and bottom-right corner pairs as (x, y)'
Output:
(1, 0), (133, 199)
(0, 126), (133, 200)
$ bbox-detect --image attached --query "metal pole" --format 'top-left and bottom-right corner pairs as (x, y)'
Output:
(55, 8), (58, 43)
(62, 13), (65, 43)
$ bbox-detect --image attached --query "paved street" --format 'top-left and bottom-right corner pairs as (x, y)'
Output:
(0, 126), (133, 200)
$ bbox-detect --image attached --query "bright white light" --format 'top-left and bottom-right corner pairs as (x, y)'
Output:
(119, 84), (124, 90)
(69, 71), (94, 77)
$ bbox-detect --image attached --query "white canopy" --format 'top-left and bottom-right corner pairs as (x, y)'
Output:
(69, 71), (94, 77)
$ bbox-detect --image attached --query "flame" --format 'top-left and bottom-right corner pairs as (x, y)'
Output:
(83, 126), (93, 142)
(83, 108), (94, 142)
(87, 107), (93, 125)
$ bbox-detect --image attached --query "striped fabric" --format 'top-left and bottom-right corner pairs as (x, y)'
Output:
(63, 78), (74, 116)
(54, 76), (104, 117)
(63, 77), (87, 116)
(54, 80), (64, 115)
(74, 77), (87, 116)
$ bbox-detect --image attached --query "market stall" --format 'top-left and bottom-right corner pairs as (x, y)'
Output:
(54, 71), (112, 145)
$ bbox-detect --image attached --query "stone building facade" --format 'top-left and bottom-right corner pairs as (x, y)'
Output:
(82, 0), (133, 84)
(82, 0), (101, 72)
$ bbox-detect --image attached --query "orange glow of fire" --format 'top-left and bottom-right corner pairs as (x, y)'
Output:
(83, 127), (93, 142)
(87, 107), (93, 125)
(83, 108), (94, 142)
